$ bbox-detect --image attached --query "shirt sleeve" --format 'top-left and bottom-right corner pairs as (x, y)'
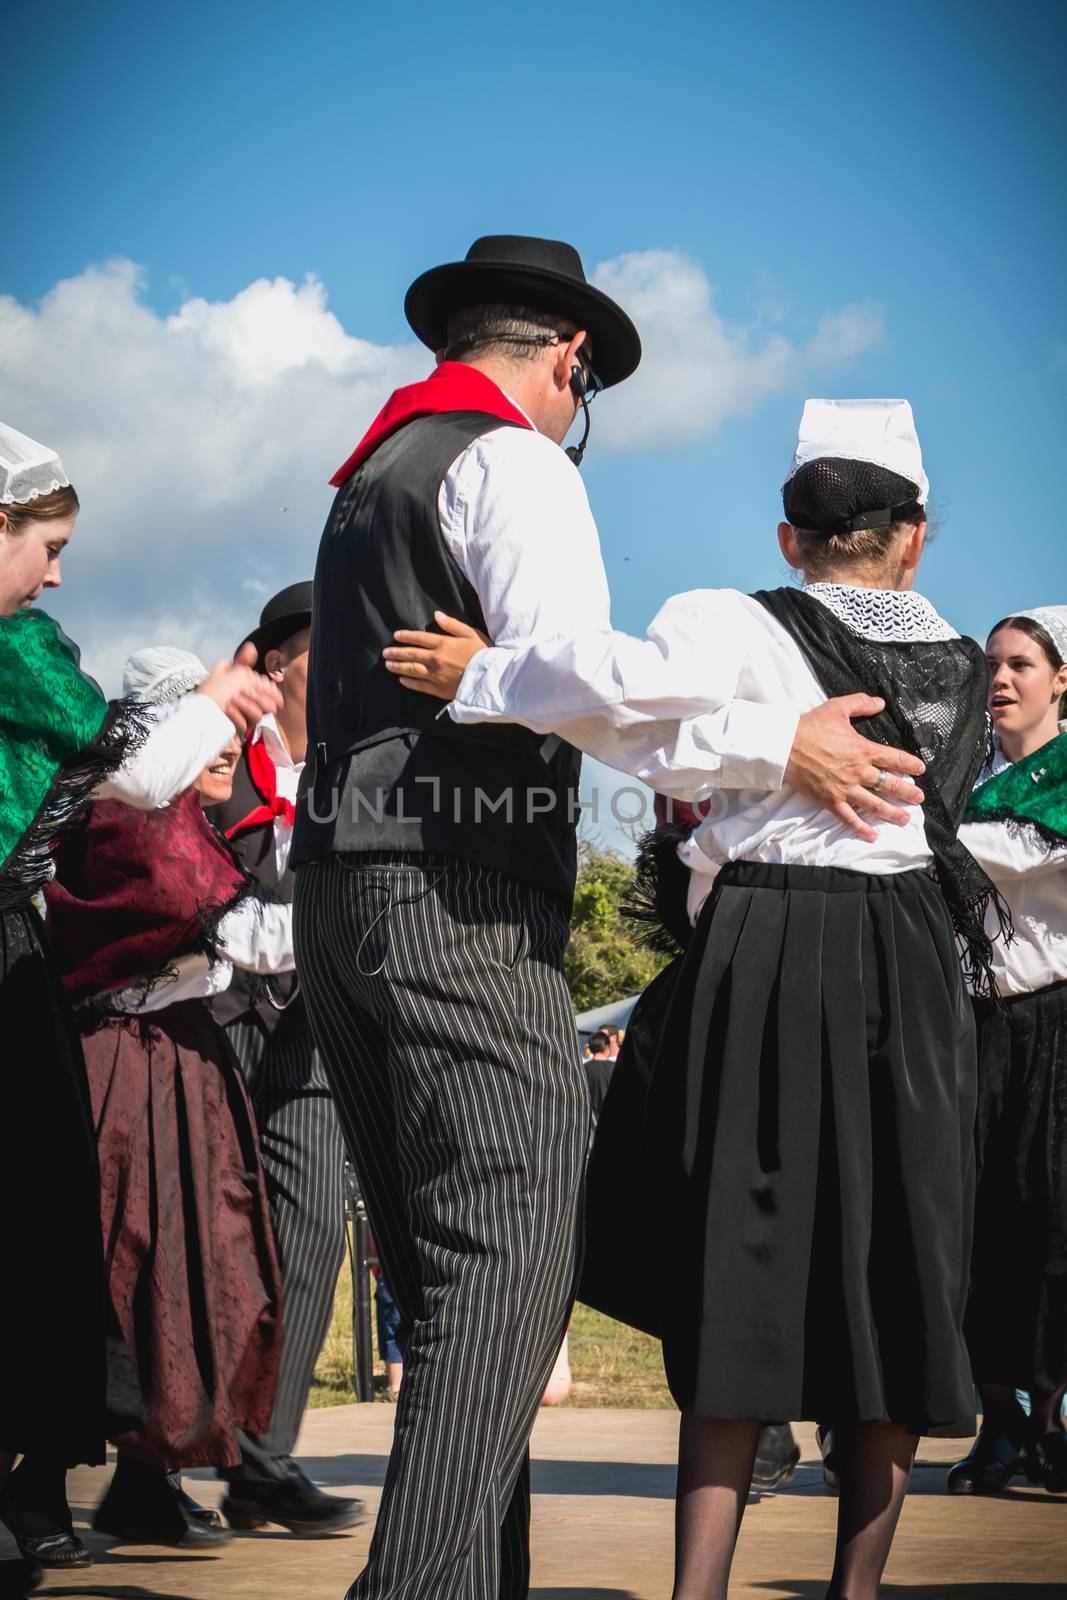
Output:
(96, 694), (236, 810)
(438, 428), (612, 644)
(959, 819), (1067, 882)
(212, 898), (296, 974)
(450, 589), (800, 796)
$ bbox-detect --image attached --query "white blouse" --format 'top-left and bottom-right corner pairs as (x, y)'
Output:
(109, 895), (295, 1015)
(958, 739), (1067, 998)
(453, 583), (954, 895)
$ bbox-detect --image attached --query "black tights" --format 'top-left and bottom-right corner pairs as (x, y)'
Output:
(671, 1413), (917, 1600)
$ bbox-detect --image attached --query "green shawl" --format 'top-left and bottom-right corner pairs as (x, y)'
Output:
(964, 730), (1067, 849)
(0, 609), (148, 908)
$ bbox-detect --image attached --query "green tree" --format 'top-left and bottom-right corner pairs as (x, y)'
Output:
(564, 839), (668, 1013)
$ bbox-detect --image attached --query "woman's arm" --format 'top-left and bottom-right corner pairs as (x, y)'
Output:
(212, 898), (295, 974)
(959, 819), (1067, 882)
(97, 656), (282, 810)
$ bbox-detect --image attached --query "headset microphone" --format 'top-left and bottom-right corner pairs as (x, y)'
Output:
(565, 391), (591, 468)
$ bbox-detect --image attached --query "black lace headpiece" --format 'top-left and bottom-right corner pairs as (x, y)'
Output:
(783, 457), (924, 535)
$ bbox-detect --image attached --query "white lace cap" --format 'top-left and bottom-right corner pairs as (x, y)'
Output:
(785, 399), (929, 505)
(122, 647), (208, 705)
(1020, 605), (1067, 664)
(0, 421), (70, 506)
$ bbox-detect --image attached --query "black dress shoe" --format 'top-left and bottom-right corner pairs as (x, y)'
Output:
(816, 1425), (840, 1495)
(166, 1473), (225, 1529)
(947, 1428), (1025, 1494)
(94, 1466), (233, 1548)
(0, 1497), (93, 1570)
(751, 1424), (801, 1490)
(221, 1460), (364, 1537)
(1030, 1426), (1067, 1494)
(6, 1531), (92, 1570)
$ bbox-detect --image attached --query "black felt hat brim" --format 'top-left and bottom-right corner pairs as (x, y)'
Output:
(242, 610), (313, 668)
(404, 261), (641, 389)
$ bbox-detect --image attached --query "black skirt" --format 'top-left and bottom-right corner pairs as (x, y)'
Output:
(0, 907), (140, 1463)
(638, 860), (976, 1434)
(965, 976), (1067, 1393)
(581, 956), (683, 1339)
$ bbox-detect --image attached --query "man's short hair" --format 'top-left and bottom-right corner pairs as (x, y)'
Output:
(586, 1032), (610, 1056)
(444, 303), (577, 365)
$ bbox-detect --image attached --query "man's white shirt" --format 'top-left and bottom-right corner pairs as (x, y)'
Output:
(438, 409), (799, 796)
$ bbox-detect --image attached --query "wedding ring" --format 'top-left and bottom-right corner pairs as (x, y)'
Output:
(873, 768), (889, 793)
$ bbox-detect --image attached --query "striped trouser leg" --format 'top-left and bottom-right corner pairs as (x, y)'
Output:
(294, 853), (588, 1600)
(227, 1019), (348, 1468)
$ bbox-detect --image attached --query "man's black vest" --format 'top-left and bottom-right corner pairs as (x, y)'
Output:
(291, 412), (582, 909)
(207, 745), (301, 1034)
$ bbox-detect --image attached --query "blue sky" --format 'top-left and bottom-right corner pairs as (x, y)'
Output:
(3, 0), (1065, 843)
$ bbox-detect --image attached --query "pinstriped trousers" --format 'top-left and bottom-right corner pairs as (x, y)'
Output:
(226, 1018), (348, 1470)
(294, 852), (588, 1600)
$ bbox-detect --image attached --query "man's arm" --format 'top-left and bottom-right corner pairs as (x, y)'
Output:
(385, 600), (925, 840)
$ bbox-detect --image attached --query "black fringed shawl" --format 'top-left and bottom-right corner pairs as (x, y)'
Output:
(754, 587), (1009, 997)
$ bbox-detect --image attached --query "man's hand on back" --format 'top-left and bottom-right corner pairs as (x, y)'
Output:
(786, 694), (925, 843)
(383, 612), (489, 699)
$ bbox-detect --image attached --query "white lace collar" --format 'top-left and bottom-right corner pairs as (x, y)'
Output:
(804, 583), (959, 643)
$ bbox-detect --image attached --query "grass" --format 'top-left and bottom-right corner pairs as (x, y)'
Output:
(310, 1226), (672, 1410)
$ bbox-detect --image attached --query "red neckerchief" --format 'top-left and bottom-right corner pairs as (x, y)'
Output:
(330, 361), (534, 487)
(225, 735), (295, 840)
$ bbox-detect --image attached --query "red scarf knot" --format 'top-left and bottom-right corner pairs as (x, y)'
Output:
(226, 736), (295, 839)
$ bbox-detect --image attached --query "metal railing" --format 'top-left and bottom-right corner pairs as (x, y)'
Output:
(343, 1163), (376, 1401)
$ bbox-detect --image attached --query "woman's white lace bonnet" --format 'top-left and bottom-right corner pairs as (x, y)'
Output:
(0, 422), (70, 506)
(1020, 606), (1067, 664)
(122, 648), (209, 706)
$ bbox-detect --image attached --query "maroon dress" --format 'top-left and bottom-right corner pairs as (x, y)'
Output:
(46, 789), (283, 1468)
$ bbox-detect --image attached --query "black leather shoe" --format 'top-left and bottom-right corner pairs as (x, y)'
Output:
(751, 1424), (801, 1490)
(0, 1498), (93, 1570)
(94, 1471), (233, 1548)
(947, 1428), (1025, 1494)
(1030, 1427), (1067, 1494)
(6, 1531), (91, 1570)
(166, 1474), (225, 1529)
(816, 1425), (840, 1495)
(221, 1460), (364, 1537)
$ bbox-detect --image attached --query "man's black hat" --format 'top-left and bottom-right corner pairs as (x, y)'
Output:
(404, 235), (642, 389)
(242, 581), (313, 666)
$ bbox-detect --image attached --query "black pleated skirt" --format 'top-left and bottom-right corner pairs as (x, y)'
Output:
(0, 907), (140, 1463)
(965, 977), (1067, 1393)
(616, 860), (977, 1435)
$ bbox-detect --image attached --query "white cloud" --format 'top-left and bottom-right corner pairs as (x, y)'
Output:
(591, 249), (884, 449)
(0, 254), (883, 688)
